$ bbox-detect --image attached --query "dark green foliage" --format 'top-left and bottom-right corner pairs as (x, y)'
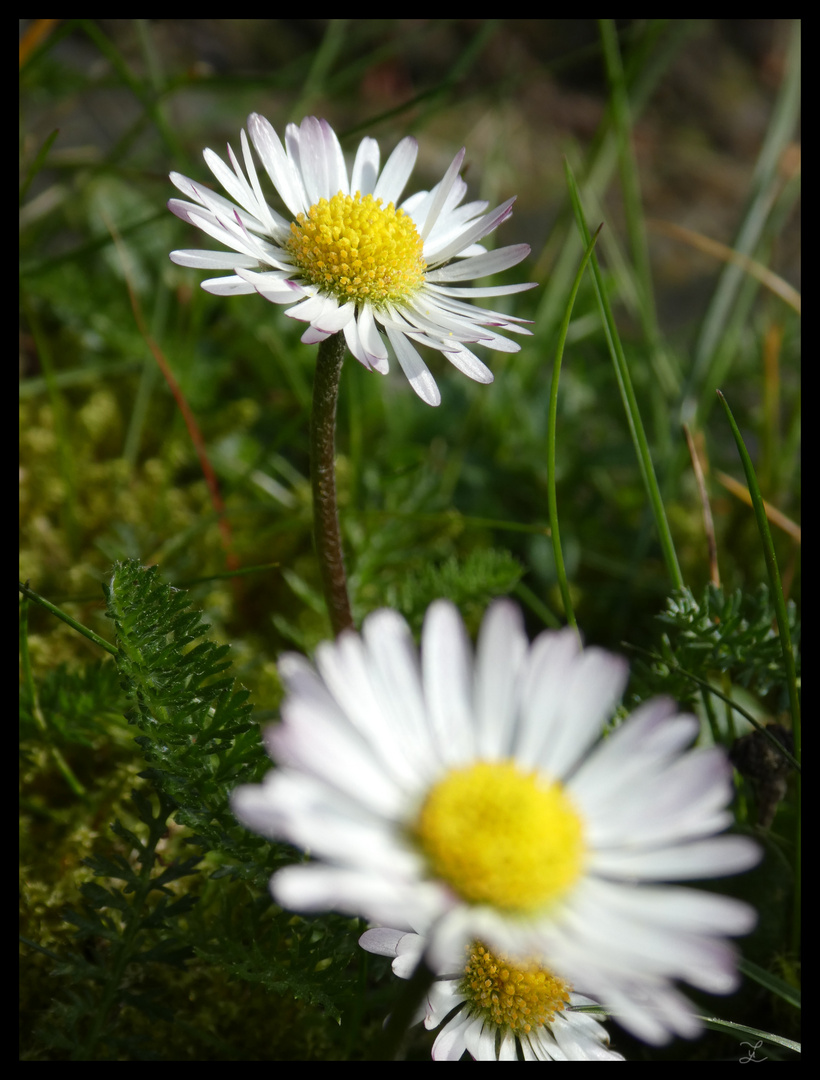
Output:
(637, 584), (800, 713)
(104, 560), (261, 861)
(20, 660), (125, 746)
(194, 911), (361, 1020)
(23, 560), (363, 1059)
(394, 549), (524, 635)
(35, 787), (200, 1059)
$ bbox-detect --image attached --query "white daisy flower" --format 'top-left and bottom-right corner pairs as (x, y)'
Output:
(168, 114), (535, 406)
(359, 926), (624, 1061)
(231, 600), (760, 1045)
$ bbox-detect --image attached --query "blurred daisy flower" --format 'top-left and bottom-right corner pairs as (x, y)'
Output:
(168, 114), (534, 406)
(231, 600), (760, 1044)
(359, 926), (624, 1061)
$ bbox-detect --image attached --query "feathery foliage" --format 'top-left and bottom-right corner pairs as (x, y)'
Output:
(22, 561), (364, 1059)
(636, 583), (800, 714)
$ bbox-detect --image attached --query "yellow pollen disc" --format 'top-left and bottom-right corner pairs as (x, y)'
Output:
(286, 190), (426, 307)
(461, 941), (572, 1035)
(413, 761), (585, 912)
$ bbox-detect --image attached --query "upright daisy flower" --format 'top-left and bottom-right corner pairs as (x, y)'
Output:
(231, 600), (760, 1044)
(359, 927), (624, 1061)
(168, 114), (534, 406)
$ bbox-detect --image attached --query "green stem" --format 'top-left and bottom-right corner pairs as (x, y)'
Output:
(716, 390), (800, 953)
(598, 19), (659, 350)
(548, 222), (604, 635)
(18, 579), (117, 656)
(19, 595), (86, 796)
(310, 333), (354, 636)
(715, 392), (800, 757)
(564, 159), (684, 591)
(373, 951), (436, 1060)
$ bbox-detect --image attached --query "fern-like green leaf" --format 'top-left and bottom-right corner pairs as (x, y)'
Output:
(103, 560), (262, 860)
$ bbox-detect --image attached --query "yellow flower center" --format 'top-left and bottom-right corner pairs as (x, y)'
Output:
(461, 941), (572, 1035)
(286, 190), (426, 307)
(413, 761), (585, 912)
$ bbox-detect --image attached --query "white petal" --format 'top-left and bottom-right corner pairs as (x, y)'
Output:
(424, 288), (533, 326)
(168, 179), (269, 236)
(316, 299), (357, 333)
(374, 136), (419, 204)
(356, 302), (389, 367)
(284, 291), (342, 326)
(240, 127), (284, 235)
(420, 148), (466, 241)
(422, 202), (492, 255)
(378, 304), (463, 354)
(442, 344), (494, 383)
(248, 112), (308, 217)
(172, 204), (257, 257)
(402, 295), (494, 345)
(293, 116), (349, 203)
(553, 1007), (624, 1060)
(342, 317), (374, 370)
(589, 834), (762, 880)
(235, 266), (303, 303)
(311, 629), (420, 783)
(272, 863), (448, 930)
(432, 1010), (473, 1061)
(497, 1027), (519, 1060)
(474, 600), (528, 757)
(554, 876), (757, 986)
(342, 307), (390, 374)
(352, 608), (444, 784)
(422, 601), (477, 763)
(350, 135), (380, 195)
(358, 926), (419, 958)
(463, 1014), (498, 1060)
(384, 326), (441, 406)
(428, 197), (515, 264)
(424, 978), (464, 1025)
(201, 275), (258, 295)
(170, 249), (259, 270)
(430, 282), (538, 299)
(242, 772), (417, 872)
(569, 698), (695, 810)
(301, 324), (333, 344)
(513, 629), (582, 769)
(580, 746), (748, 850)
(269, 696), (405, 816)
(425, 243), (532, 282)
(532, 645), (629, 779)
(411, 175), (472, 234)
(204, 144), (263, 225)
(596, 976), (702, 1045)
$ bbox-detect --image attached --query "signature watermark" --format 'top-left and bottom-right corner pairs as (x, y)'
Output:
(739, 1039), (768, 1063)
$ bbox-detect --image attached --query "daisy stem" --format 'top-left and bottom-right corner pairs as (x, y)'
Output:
(373, 952), (436, 1060)
(310, 332), (354, 636)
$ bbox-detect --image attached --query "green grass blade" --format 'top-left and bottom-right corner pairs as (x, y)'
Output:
(598, 19), (658, 349)
(18, 580), (118, 657)
(739, 956), (801, 1010)
(716, 388), (800, 954)
(547, 221), (604, 632)
(684, 20), (801, 424)
(564, 159), (684, 590)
